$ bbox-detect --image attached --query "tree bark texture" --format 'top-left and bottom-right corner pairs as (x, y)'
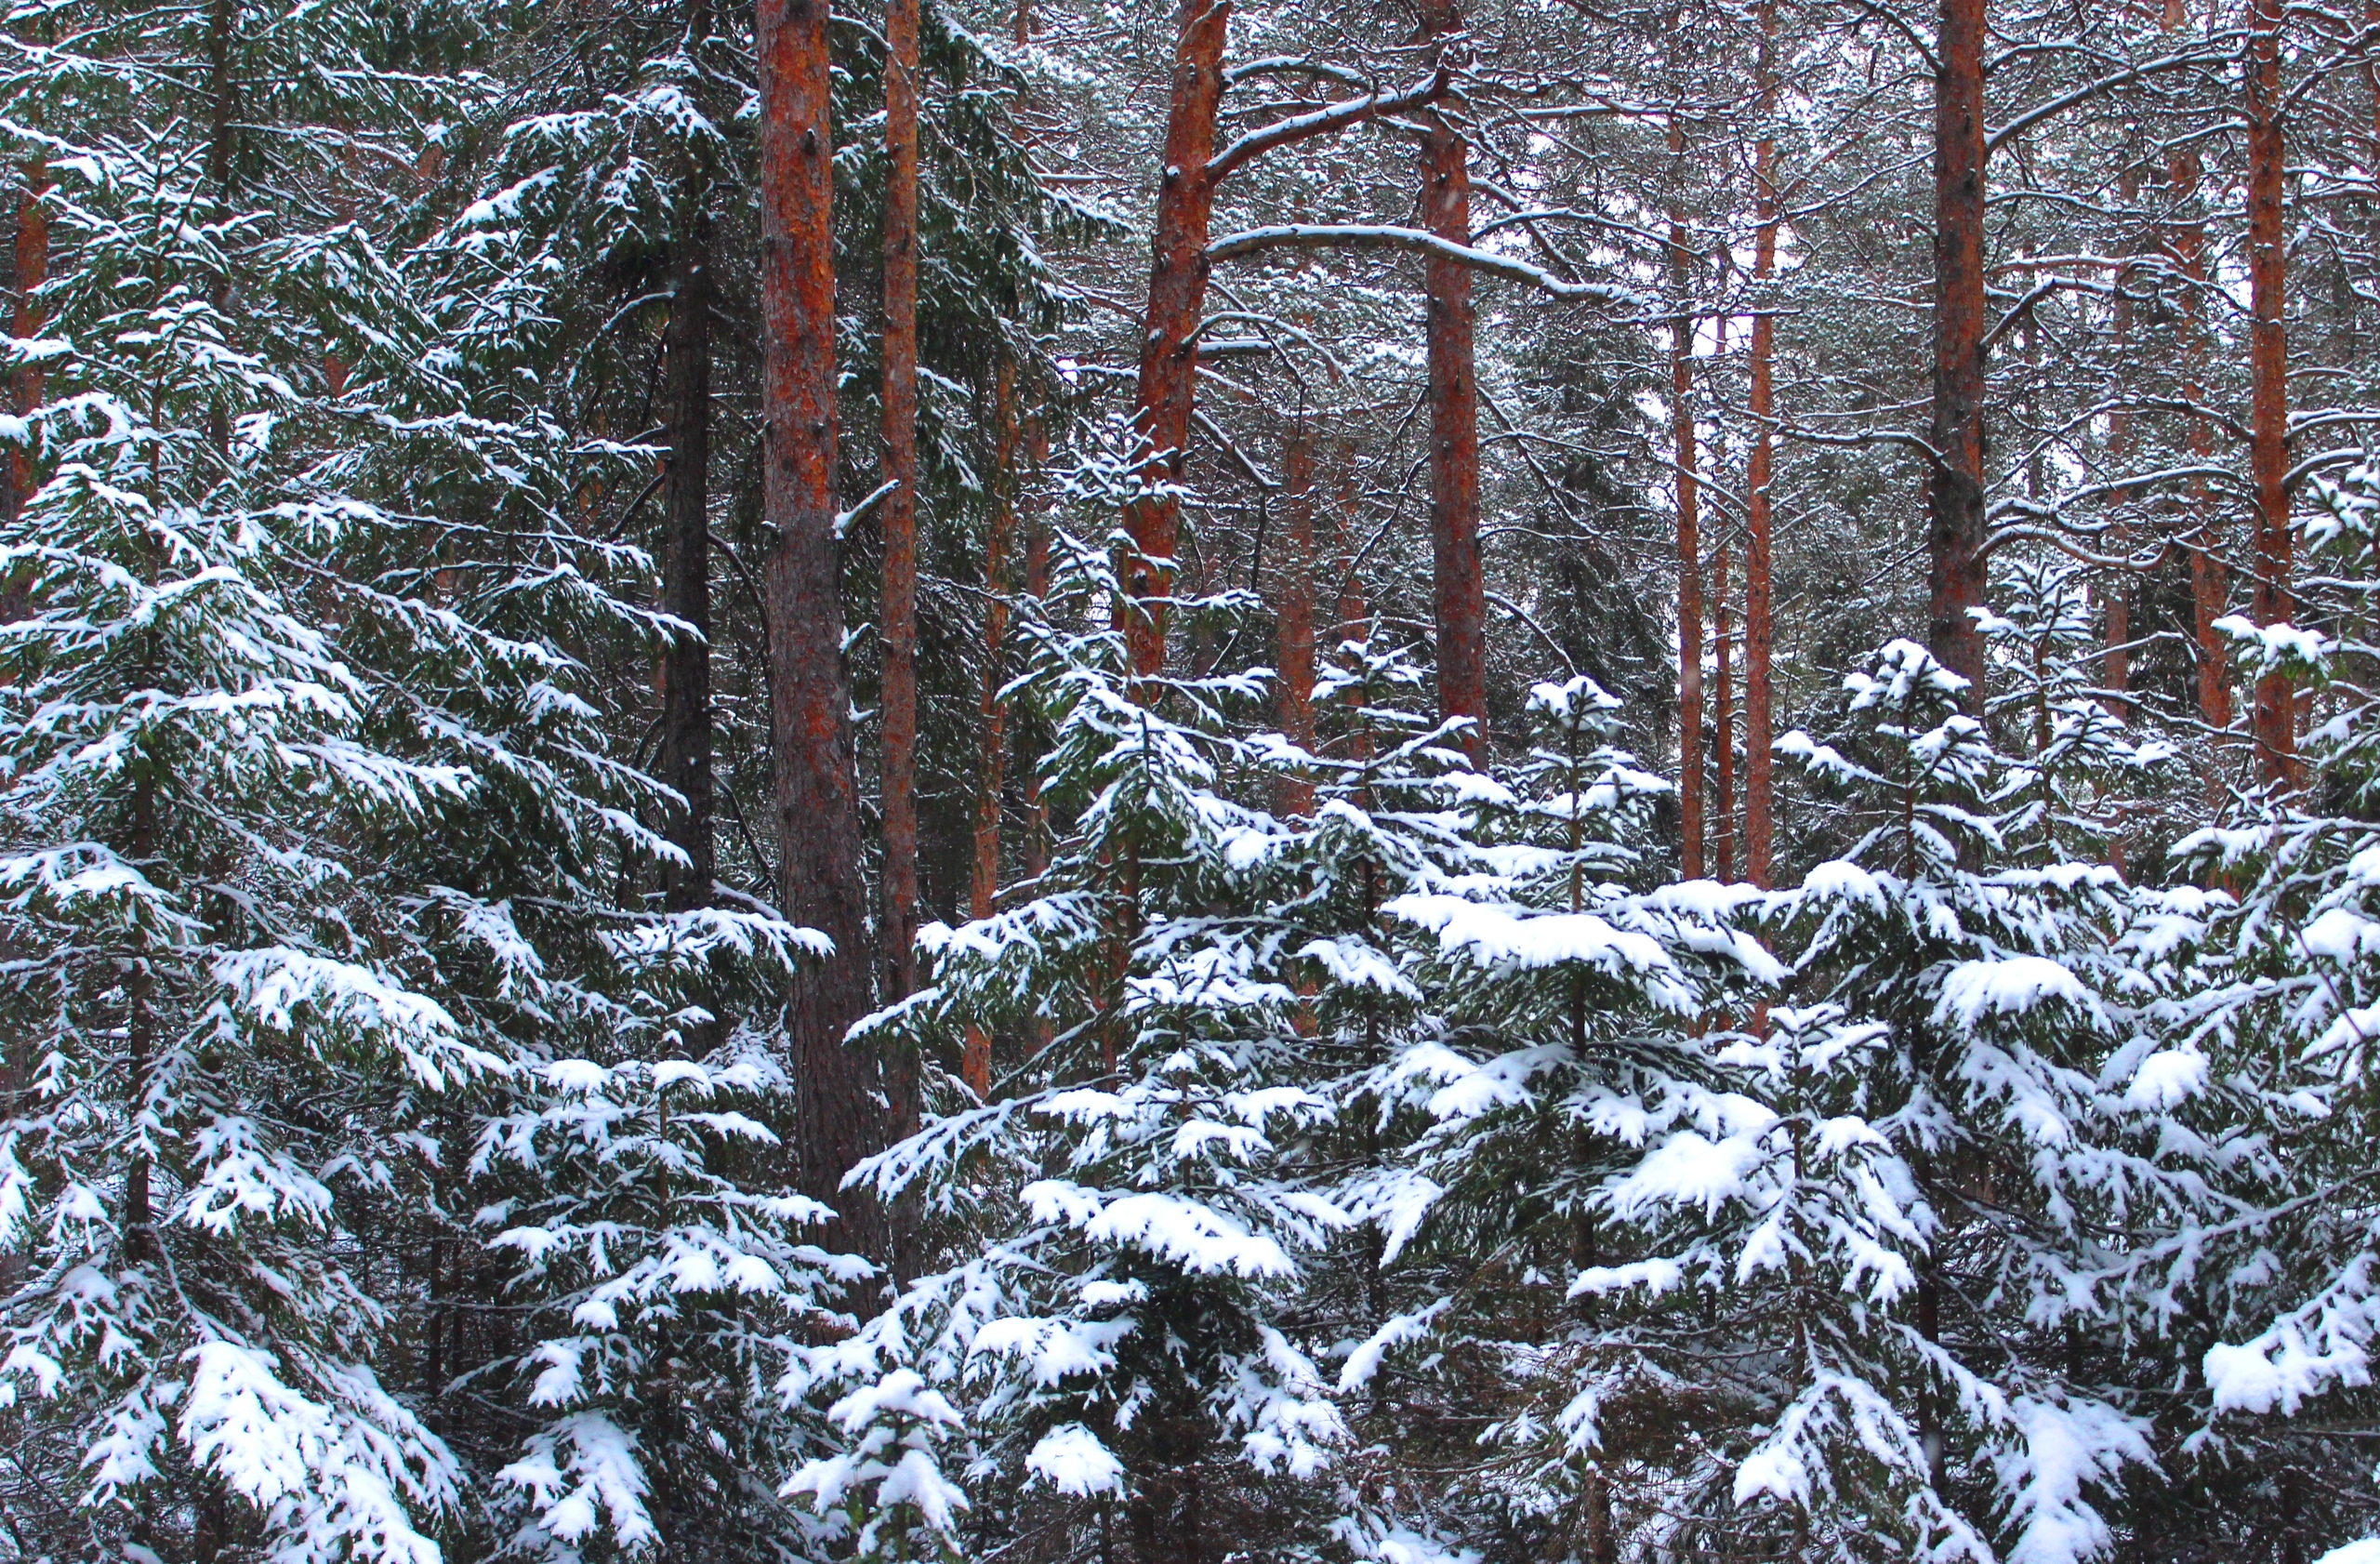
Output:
(1669, 115), (1704, 880)
(1421, 0), (1485, 762)
(880, 0), (923, 988)
(1926, 0), (1990, 704)
(964, 355), (1019, 1101)
(1276, 424), (1318, 818)
(658, 178), (715, 915)
(1743, 3), (1777, 891)
(1121, 0), (1231, 684)
(757, 0), (890, 1261)
(2245, 0), (2295, 787)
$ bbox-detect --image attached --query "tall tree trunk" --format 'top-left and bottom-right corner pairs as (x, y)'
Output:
(1926, 0), (1990, 704)
(1744, 3), (1778, 891)
(1669, 114), (1704, 879)
(1121, 0), (1231, 684)
(1712, 542), (1734, 883)
(7, 158), (47, 528)
(1276, 423), (1318, 818)
(2103, 165), (2139, 710)
(659, 154), (715, 916)
(2245, 0), (2295, 788)
(880, 0), (923, 989)
(1421, 0), (1485, 762)
(2162, 54), (2229, 741)
(1020, 414), (1052, 887)
(757, 0), (890, 1262)
(964, 355), (1019, 1101)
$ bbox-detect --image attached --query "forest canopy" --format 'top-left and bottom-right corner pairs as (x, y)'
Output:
(0, 0), (2377, 1558)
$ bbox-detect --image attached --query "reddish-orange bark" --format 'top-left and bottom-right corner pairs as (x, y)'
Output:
(1926, 0), (1990, 704)
(1120, 0), (1232, 685)
(1669, 116), (1704, 880)
(1421, 0), (1485, 762)
(2245, 0), (2295, 788)
(881, 0), (923, 988)
(1743, 3), (1778, 891)
(757, 0), (889, 1260)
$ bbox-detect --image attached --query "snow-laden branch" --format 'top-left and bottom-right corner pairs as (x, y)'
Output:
(1984, 42), (2236, 157)
(1206, 70), (1449, 185)
(1206, 223), (1645, 307)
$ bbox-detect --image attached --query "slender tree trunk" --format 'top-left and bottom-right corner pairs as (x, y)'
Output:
(2165, 103), (2230, 740)
(2245, 0), (2295, 788)
(1421, 0), (1485, 762)
(206, 0), (236, 194)
(1712, 542), (1734, 883)
(1276, 423), (1318, 818)
(1121, 0), (1231, 684)
(659, 162), (715, 916)
(1926, 0), (1990, 703)
(1021, 414), (1052, 884)
(964, 356), (1019, 1101)
(7, 158), (47, 527)
(880, 0), (923, 988)
(1669, 115), (1704, 878)
(758, 0), (889, 1261)
(2103, 165), (2139, 710)
(1744, 0), (1778, 891)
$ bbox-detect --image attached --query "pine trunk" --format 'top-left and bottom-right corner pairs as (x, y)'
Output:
(1421, 0), (1485, 762)
(7, 159), (46, 525)
(1669, 116), (1704, 880)
(880, 0), (923, 987)
(1276, 425), (1318, 818)
(658, 172), (714, 915)
(1926, 0), (1990, 704)
(1121, 0), (1231, 684)
(2166, 122), (2229, 739)
(1743, 4), (1778, 891)
(2245, 0), (2294, 787)
(964, 356), (1019, 1101)
(757, 0), (890, 1261)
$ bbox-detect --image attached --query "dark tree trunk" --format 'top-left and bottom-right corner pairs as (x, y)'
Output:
(2245, 0), (2295, 787)
(1121, 0), (1231, 683)
(658, 166), (715, 916)
(1926, 0), (1990, 703)
(964, 355), (1019, 1101)
(1669, 115), (1704, 877)
(881, 0), (923, 987)
(1276, 424), (1318, 818)
(2165, 108), (2230, 742)
(1022, 415), (1052, 884)
(7, 159), (46, 527)
(1744, 2), (1777, 891)
(757, 0), (890, 1262)
(1421, 0), (1485, 762)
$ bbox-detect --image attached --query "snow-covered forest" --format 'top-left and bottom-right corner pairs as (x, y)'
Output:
(6, 0), (2380, 1556)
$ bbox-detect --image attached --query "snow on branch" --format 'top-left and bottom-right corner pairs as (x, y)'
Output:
(1206, 71), (1450, 185)
(1206, 224), (1646, 307)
